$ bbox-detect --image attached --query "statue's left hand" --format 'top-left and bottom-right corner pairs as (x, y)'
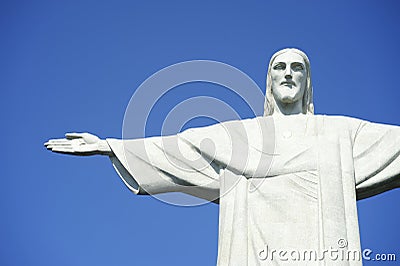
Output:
(44, 132), (112, 156)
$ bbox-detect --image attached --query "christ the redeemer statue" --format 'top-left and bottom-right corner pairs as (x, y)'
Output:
(45, 48), (400, 265)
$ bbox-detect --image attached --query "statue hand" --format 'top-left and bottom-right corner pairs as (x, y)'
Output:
(44, 132), (112, 156)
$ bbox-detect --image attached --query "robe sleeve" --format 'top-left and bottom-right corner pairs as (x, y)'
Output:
(106, 132), (222, 202)
(353, 120), (400, 200)
(104, 117), (271, 202)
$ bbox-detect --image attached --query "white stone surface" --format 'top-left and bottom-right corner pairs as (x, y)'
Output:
(44, 48), (400, 265)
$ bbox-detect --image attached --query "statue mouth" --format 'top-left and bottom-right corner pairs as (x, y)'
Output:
(281, 81), (295, 86)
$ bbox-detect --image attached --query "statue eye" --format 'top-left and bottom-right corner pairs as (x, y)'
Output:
(292, 63), (304, 71)
(273, 63), (285, 70)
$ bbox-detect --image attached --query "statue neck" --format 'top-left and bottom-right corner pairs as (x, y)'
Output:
(273, 100), (304, 116)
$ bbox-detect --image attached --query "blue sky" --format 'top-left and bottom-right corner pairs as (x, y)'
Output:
(2, 1), (400, 265)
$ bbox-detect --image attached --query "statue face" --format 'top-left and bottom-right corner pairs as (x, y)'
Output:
(270, 51), (307, 105)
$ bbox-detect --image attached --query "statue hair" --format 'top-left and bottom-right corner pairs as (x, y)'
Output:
(263, 48), (314, 116)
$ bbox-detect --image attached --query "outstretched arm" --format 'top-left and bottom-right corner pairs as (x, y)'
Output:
(354, 121), (400, 199)
(44, 132), (113, 156)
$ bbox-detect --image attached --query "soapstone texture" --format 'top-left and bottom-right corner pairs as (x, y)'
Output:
(45, 49), (400, 265)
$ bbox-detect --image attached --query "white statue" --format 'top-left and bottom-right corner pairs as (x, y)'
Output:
(45, 48), (400, 265)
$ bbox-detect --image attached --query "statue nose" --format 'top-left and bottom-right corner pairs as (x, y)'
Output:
(285, 68), (292, 79)
(285, 73), (292, 79)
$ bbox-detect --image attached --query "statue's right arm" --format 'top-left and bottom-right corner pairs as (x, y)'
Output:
(44, 132), (114, 156)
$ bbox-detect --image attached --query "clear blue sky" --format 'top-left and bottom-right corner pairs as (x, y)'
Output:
(1, 1), (399, 265)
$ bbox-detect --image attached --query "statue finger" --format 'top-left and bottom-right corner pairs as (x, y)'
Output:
(44, 143), (59, 149)
(47, 143), (72, 147)
(45, 140), (72, 147)
(46, 139), (70, 144)
(44, 145), (54, 151)
(51, 146), (74, 154)
(65, 132), (84, 140)
(44, 140), (62, 146)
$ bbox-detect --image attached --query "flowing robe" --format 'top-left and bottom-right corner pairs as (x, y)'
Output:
(106, 115), (400, 266)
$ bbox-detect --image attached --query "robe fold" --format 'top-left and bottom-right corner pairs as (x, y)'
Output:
(106, 115), (400, 265)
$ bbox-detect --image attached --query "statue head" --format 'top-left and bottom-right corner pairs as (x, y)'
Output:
(263, 48), (314, 116)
